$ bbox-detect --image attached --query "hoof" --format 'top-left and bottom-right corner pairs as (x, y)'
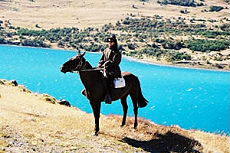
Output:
(121, 123), (125, 127)
(95, 132), (99, 136)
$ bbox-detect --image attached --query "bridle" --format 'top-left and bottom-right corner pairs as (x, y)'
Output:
(71, 55), (104, 73)
(72, 56), (87, 73)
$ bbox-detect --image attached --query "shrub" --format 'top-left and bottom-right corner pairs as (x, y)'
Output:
(17, 28), (46, 36)
(198, 31), (230, 38)
(162, 41), (185, 50)
(166, 52), (191, 62)
(224, 0), (230, 4)
(0, 37), (6, 44)
(180, 9), (190, 14)
(157, 0), (197, 7)
(209, 6), (224, 12)
(186, 39), (230, 52)
(127, 43), (137, 50)
(220, 23), (230, 32)
(21, 39), (50, 48)
(140, 48), (167, 57)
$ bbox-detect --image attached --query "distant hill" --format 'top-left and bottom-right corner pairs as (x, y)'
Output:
(0, 0), (228, 29)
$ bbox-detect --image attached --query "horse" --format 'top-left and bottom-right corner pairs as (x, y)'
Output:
(61, 52), (148, 135)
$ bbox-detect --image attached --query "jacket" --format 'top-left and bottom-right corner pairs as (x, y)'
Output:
(98, 48), (122, 78)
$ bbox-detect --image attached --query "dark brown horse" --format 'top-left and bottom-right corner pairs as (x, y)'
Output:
(61, 52), (148, 135)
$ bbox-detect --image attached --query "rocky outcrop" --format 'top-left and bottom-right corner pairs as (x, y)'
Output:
(0, 79), (71, 107)
(41, 94), (58, 104)
(58, 99), (71, 107)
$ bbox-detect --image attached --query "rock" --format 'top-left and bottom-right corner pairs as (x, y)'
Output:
(0, 79), (18, 86)
(11, 80), (18, 86)
(58, 99), (71, 107)
(41, 94), (57, 104)
(0, 80), (5, 85)
(18, 85), (32, 93)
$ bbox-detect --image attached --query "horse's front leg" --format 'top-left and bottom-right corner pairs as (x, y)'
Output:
(90, 101), (101, 136)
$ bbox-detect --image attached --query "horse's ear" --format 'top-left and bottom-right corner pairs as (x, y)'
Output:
(80, 51), (86, 57)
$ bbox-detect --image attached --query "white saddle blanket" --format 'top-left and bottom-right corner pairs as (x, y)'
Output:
(113, 77), (125, 88)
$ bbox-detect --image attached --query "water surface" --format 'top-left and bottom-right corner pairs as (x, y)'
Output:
(0, 45), (229, 134)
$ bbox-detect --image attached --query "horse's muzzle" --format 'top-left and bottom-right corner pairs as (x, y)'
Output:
(60, 67), (66, 73)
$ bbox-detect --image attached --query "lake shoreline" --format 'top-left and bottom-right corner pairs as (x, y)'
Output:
(123, 55), (230, 73)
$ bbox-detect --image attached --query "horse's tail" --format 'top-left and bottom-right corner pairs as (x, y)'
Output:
(136, 78), (148, 108)
(138, 89), (148, 108)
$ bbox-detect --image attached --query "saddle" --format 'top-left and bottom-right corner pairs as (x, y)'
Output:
(81, 72), (125, 97)
(113, 77), (125, 88)
(101, 70), (125, 88)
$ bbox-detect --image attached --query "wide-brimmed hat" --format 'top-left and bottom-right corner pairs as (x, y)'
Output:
(106, 34), (117, 42)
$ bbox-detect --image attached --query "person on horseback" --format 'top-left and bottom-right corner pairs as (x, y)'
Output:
(98, 34), (122, 104)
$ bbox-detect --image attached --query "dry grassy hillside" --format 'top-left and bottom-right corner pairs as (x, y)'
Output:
(0, 79), (229, 153)
(0, 0), (229, 29)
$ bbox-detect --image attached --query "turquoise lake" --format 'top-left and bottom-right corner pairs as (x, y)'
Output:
(0, 45), (229, 134)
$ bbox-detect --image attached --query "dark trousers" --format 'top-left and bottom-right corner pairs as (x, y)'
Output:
(103, 75), (113, 93)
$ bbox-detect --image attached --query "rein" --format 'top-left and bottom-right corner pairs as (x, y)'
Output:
(73, 68), (104, 73)
(72, 57), (104, 73)
(79, 68), (104, 72)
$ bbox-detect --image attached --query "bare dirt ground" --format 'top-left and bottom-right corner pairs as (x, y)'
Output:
(0, 80), (229, 152)
(0, 0), (229, 29)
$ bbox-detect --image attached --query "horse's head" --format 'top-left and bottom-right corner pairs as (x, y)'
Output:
(61, 52), (86, 73)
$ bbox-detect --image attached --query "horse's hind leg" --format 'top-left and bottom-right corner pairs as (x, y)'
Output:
(130, 94), (138, 129)
(121, 95), (128, 127)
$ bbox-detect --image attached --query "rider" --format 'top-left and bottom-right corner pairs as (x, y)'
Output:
(98, 34), (122, 104)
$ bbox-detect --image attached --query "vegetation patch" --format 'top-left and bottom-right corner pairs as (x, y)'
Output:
(157, 0), (204, 7)
(196, 31), (230, 38)
(224, 0), (230, 4)
(186, 39), (230, 52)
(0, 15), (229, 69)
(209, 6), (224, 12)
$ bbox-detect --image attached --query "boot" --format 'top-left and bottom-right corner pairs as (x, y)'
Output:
(102, 76), (112, 104)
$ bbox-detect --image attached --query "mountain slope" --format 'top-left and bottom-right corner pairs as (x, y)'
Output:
(0, 0), (228, 29)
